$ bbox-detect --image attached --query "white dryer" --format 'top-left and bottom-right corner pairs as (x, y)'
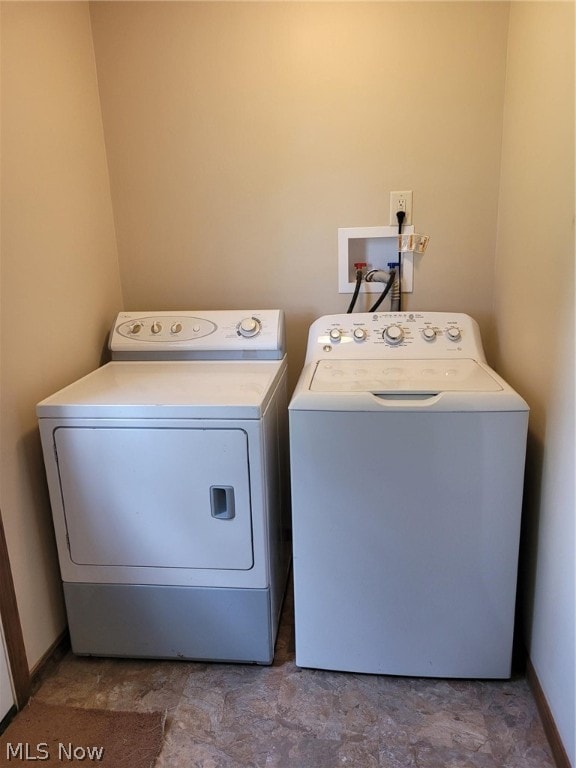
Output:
(37, 310), (290, 664)
(289, 312), (528, 678)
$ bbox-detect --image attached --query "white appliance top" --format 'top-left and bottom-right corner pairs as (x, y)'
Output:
(290, 312), (529, 413)
(37, 309), (287, 419)
(110, 309), (285, 360)
(311, 358), (501, 394)
(37, 359), (286, 419)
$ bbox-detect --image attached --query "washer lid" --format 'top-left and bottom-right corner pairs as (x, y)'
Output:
(310, 359), (502, 394)
(37, 359), (286, 419)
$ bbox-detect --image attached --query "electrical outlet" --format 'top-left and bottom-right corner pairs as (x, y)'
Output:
(389, 191), (413, 226)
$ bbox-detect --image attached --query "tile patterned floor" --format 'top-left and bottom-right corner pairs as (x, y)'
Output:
(33, 587), (555, 768)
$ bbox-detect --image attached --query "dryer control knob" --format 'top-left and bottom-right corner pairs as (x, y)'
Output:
(238, 317), (261, 338)
(171, 322), (183, 334)
(422, 327), (437, 342)
(446, 327), (462, 342)
(151, 322), (162, 334)
(329, 328), (342, 342)
(353, 328), (367, 342)
(383, 325), (404, 345)
(129, 322), (142, 335)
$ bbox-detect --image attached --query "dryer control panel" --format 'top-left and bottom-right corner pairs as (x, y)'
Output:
(304, 312), (486, 363)
(110, 309), (285, 360)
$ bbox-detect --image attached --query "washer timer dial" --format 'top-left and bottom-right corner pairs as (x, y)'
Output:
(383, 325), (405, 345)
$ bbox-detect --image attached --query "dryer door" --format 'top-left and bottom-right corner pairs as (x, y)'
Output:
(54, 426), (253, 570)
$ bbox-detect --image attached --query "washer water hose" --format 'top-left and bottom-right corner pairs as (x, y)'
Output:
(367, 268), (397, 313)
(347, 263), (366, 314)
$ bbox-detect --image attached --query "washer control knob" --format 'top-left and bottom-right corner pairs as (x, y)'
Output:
(446, 327), (462, 342)
(151, 321), (162, 335)
(329, 328), (342, 343)
(129, 322), (142, 335)
(383, 325), (404, 345)
(238, 317), (262, 338)
(171, 322), (183, 334)
(353, 328), (367, 342)
(422, 327), (437, 342)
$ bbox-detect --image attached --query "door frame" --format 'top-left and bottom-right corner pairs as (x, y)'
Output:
(0, 510), (30, 709)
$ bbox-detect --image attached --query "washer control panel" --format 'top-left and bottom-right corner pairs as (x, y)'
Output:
(110, 310), (285, 360)
(305, 312), (486, 363)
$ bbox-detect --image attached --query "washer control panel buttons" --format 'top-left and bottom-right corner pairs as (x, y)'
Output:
(311, 312), (481, 360)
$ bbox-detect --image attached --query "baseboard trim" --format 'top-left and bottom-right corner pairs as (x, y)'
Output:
(30, 629), (70, 695)
(527, 657), (572, 768)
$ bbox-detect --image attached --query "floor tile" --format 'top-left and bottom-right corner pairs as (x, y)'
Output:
(32, 589), (556, 768)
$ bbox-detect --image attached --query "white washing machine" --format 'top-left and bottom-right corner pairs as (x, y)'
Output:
(37, 310), (290, 664)
(289, 312), (529, 678)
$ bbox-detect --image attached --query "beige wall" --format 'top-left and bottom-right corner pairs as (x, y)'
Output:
(494, 3), (575, 764)
(89, 1), (509, 385)
(1, 5), (573, 759)
(0, 2), (123, 669)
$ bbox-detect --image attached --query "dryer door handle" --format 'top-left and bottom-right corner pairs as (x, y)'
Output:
(210, 486), (236, 520)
